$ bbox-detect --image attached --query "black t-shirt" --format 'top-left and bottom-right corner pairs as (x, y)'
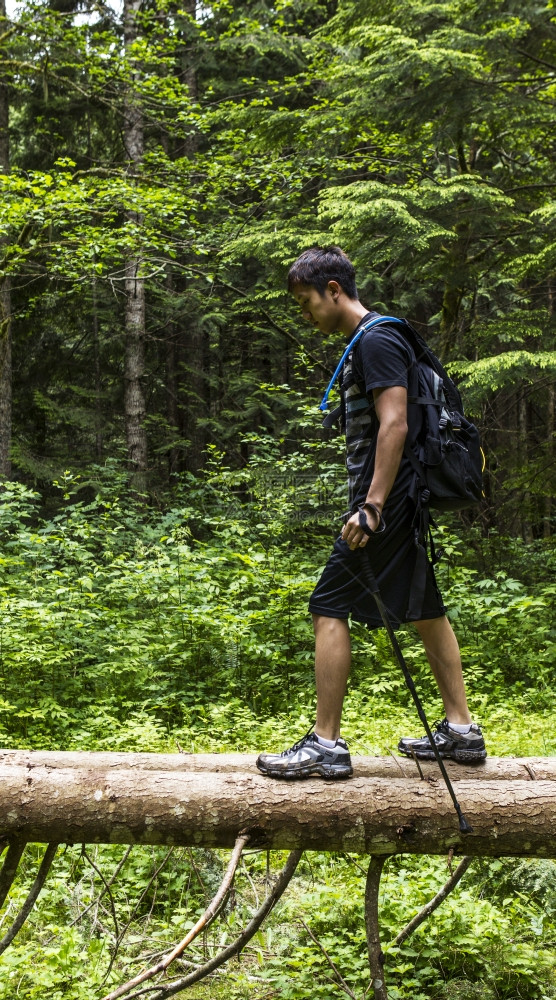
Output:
(340, 311), (416, 510)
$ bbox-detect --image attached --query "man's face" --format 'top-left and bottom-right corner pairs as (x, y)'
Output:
(292, 282), (340, 335)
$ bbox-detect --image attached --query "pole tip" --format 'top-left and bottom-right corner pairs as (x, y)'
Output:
(458, 812), (473, 834)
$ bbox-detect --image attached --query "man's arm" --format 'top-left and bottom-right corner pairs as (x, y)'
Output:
(341, 385), (408, 551)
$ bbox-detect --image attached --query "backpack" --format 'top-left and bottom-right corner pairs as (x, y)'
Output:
(319, 314), (484, 513)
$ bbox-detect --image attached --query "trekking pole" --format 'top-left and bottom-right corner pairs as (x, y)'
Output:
(358, 541), (472, 835)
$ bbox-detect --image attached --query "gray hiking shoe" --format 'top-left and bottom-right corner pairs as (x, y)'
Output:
(398, 718), (486, 762)
(256, 729), (353, 780)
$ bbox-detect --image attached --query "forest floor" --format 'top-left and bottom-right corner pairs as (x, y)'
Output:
(1, 692), (555, 1000)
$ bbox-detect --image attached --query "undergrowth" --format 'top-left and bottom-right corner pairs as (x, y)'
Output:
(0, 464), (555, 998)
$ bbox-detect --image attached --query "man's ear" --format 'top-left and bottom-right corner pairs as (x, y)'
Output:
(327, 280), (342, 300)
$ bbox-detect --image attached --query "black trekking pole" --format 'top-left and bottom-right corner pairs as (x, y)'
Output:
(358, 533), (472, 835)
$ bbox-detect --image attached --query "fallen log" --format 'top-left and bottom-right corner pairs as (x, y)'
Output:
(0, 749), (553, 781)
(1, 761), (555, 857)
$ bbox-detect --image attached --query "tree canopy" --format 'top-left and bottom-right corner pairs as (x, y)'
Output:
(0, 0), (555, 526)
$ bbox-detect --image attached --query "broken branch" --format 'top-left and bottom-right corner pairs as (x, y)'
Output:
(392, 856), (473, 947)
(0, 842), (58, 955)
(365, 856), (388, 1000)
(123, 848), (303, 1000)
(0, 840), (26, 910)
(102, 832), (250, 1000)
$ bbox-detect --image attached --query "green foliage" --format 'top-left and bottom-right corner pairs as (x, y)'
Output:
(0, 467), (554, 750)
(262, 854), (556, 999)
(0, 469), (555, 998)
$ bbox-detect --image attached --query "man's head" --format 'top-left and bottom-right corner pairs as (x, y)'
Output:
(288, 246), (366, 336)
(287, 245), (357, 299)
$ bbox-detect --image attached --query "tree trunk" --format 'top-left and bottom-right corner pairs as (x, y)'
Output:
(439, 141), (470, 357)
(544, 381), (554, 538)
(0, 0), (11, 479)
(506, 392), (522, 536)
(518, 391), (532, 541)
(175, 0), (198, 159)
(123, 0), (148, 486)
(1, 760), (555, 857)
(92, 276), (103, 461)
(0, 278), (10, 479)
(174, 1), (207, 474)
(124, 259), (147, 481)
(164, 268), (180, 477)
(182, 316), (207, 474)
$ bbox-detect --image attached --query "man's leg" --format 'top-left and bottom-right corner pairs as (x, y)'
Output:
(255, 613), (353, 779)
(313, 614), (351, 741)
(413, 615), (471, 725)
(398, 614), (486, 761)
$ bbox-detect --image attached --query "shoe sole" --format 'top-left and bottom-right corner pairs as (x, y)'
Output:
(256, 763), (353, 780)
(398, 747), (487, 763)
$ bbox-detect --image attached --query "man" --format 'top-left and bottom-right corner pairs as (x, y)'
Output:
(256, 246), (485, 780)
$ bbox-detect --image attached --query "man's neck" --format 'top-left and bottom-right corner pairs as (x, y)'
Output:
(338, 299), (371, 338)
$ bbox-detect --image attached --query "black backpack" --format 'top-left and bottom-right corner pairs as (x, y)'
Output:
(320, 314), (484, 513)
(386, 318), (484, 512)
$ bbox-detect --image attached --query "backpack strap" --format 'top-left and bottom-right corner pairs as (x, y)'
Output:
(406, 508), (430, 621)
(392, 320), (464, 413)
(403, 442), (430, 504)
(321, 403), (342, 429)
(407, 394), (443, 406)
(319, 315), (406, 414)
(406, 504), (443, 620)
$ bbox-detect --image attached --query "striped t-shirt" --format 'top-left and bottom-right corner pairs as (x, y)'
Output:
(339, 312), (416, 510)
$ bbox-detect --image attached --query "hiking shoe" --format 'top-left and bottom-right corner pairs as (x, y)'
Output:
(256, 729), (353, 780)
(398, 719), (486, 762)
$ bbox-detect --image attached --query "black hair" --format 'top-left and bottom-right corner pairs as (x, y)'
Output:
(287, 245), (358, 299)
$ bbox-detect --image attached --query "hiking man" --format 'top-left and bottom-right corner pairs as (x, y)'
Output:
(256, 246), (485, 780)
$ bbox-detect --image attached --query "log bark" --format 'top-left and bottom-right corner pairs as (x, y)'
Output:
(1, 750), (554, 782)
(1, 762), (555, 857)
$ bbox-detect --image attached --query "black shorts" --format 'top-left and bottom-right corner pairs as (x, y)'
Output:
(308, 500), (446, 629)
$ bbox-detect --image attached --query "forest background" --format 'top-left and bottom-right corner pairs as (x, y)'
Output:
(1, 0), (556, 998)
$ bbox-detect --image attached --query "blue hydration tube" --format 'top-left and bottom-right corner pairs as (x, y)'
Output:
(319, 315), (403, 412)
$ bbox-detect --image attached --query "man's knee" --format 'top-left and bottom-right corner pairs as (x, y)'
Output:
(413, 614), (448, 637)
(312, 614), (349, 636)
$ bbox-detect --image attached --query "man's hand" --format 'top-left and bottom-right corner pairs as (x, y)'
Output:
(341, 505), (381, 550)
